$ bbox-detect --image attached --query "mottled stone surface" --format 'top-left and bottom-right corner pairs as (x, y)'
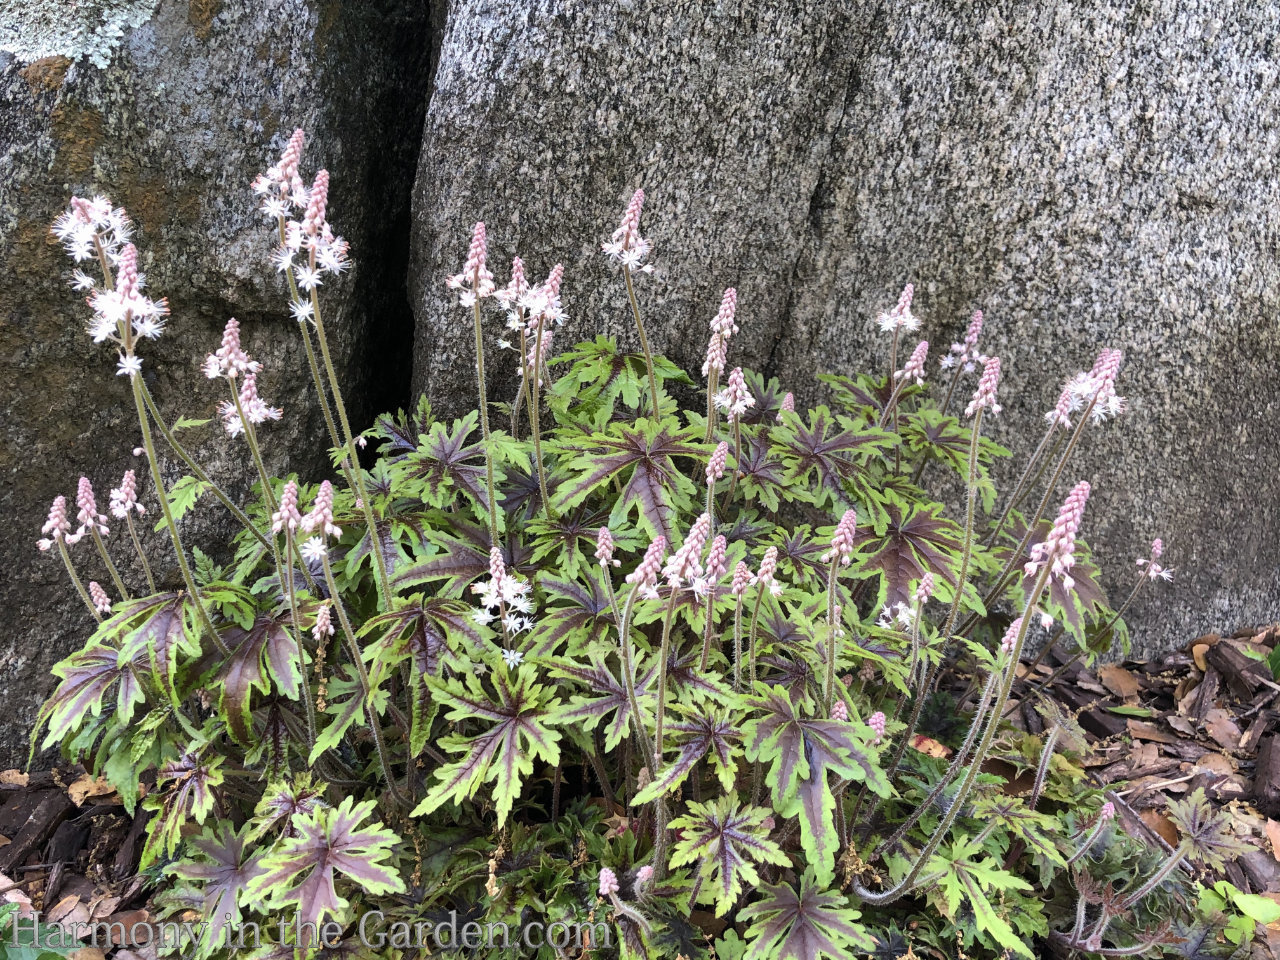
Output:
(0, 0), (430, 766)
(409, 1), (1279, 660)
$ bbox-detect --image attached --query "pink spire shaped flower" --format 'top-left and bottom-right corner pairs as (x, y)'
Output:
(598, 867), (620, 897)
(702, 330), (729, 380)
(896, 340), (929, 385)
(204, 319), (260, 380)
(626, 536), (668, 601)
(109, 470), (145, 519)
(964, 355), (1002, 417)
(777, 391), (795, 422)
(313, 601), (335, 641)
(496, 255), (528, 328)
(301, 481), (342, 539)
(821, 509), (858, 566)
(831, 700), (848, 722)
(664, 513), (711, 587)
(1136, 538), (1173, 581)
(252, 127), (308, 217)
(914, 572), (935, 603)
(602, 189), (653, 272)
(701, 288), (739, 377)
(595, 527), (620, 568)
(219, 371), (283, 437)
(714, 366), (755, 422)
(755, 545), (782, 596)
(272, 480), (303, 535)
(446, 222), (497, 306)
(1025, 481), (1091, 590)
(1098, 801), (1116, 823)
(942, 309), (985, 372)
(876, 284), (920, 333)
(1045, 377), (1077, 429)
(731, 561), (753, 597)
(52, 194), (128, 264)
(1000, 617), (1024, 655)
(706, 441), (729, 487)
(88, 581), (112, 615)
(69, 477), (109, 544)
(693, 534), (729, 598)
(84, 241), (170, 352)
(37, 495), (72, 551)
(523, 263), (567, 330)
(867, 711), (887, 742)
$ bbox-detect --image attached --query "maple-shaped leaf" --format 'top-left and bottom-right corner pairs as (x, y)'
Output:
(1167, 788), (1251, 871)
(735, 433), (793, 512)
(366, 394), (435, 459)
(142, 751), (225, 867)
(217, 615), (301, 744)
(900, 408), (1010, 512)
(166, 821), (266, 955)
(740, 370), (791, 426)
(250, 775), (325, 840)
(362, 597), (480, 754)
(36, 642), (147, 749)
(545, 656), (656, 752)
(739, 870), (876, 960)
(392, 411), (490, 507)
(551, 419), (703, 542)
(743, 684), (889, 884)
(547, 335), (693, 425)
(668, 795), (789, 916)
(523, 576), (615, 660)
(394, 521), (535, 596)
(846, 498), (983, 612)
(930, 838), (1038, 959)
(116, 594), (203, 704)
(526, 504), (635, 583)
(771, 406), (896, 513)
(246, 796), (404, 930)
(818, 372), (896, 420)
(414, 661), (563, 824)
(772, 526), (831, 587)
(634, 704), (742, 803)
(310, 661), (391, 764)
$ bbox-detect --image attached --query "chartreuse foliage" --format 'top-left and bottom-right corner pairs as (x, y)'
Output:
(29, 171), (1232, 960)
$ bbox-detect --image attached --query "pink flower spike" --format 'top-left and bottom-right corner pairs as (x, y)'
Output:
(876, 283), (920, 333)
(300, 480), (341, 539)
(714, 366), (754, 422)
(831, 700), (848, 722)
(756, 545), (779, 586)
(1025, 481), (1091, 589)
(1136, 538), (1173, 582)
(73, 477), (109, 542)
(777, 391), (795, 422)
(635, 865), (654, 890)
(821, 509), (857, 566)
(706, 442), (729, 487)
(595, 527), (619, 568)
(867, 711), (887, 742)
(663, 513), (711, 587)
(896, 340), (929, 386)
(731, 561), (753, 597)
(488, 546), (506, 584)
(625, 536), (668, 600)
(602, 188), (652, 271)
(711, 288), (739, 337)
(598, 867), (620, 897)
(38, 495), (72, 551)
(964, 355), (1002, 418)
(497, 256), (528, 311)
(704, 536), (728, 584)
(1000, 617), (1024, 655)
(914, 572), (935, 603)
(446, 222), (496, 305)
(1099, 801), (1116, 823)
(272, 480), (303, 534)
(88, 581), (112, 614)
(206, 318), (257, 379)
(314, 601), (335, 641)
(108, 469), (144, 519)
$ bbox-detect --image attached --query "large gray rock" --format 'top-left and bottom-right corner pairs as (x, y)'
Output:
(0, 0), (431, 767)
(409, 1), (1279, 658)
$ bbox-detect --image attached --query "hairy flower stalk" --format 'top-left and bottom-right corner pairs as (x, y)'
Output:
(705, 441), (728, 526)
(878, 339), (928, 434)
(876, 284), (919, 390)
(698, 534), (728, 671)
(110, 470), (155, 592)
(271, 480), (315, 749)
(655, 514), (711, 758)
(603, 189), (660, 419)
(448, 222), (502, 548)
(527, 264), (563, 517)
(730, 561), (752, 691)
(715, 367), (754, 506)
(73, 477), (130, 601)
(747, 546), (780, 689)
(1066, 802), (1116, 866)
(702, 288), (738, 440)
(821, 511), (856, 709)
(617, 536), (666, 771)
(38, 495), (99, 620)
(303, 483), (405, 806)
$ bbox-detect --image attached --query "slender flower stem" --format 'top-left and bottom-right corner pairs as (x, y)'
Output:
(875, 378), (910, 430)
(1117, 841), (1190, 910)
(58, 541), (100, 621)
(470, 297), (502, 548)
(529, 313), (554, 518)
(124, 513), (156, 593)
(1066, 812), (1114, 866)
(130, 376), (228, 656)
(855, 565), (1053, 904)
(941, 408), (984, 643)
(986, 425), (1057, 547)
(512, 319), (530, 439)
(309, 282), (394, 608)
(319, 552), (406, 807)
(822, 559), (842, 710)
(230, 382), (278, 515)
(732, 596), (746, 692)
(138, 380), (271, 550)
(699, 587), (719, 672)
(652, 591), (680, 764)
(939, 361), (964, 416)
(703, 369), (720, 442)
(284, 531), (316, 750)
(90, 529), (130, 600)
(721, 420), (743, 511)
(747, 584), (767, 689)
(622, 265), (660, 420)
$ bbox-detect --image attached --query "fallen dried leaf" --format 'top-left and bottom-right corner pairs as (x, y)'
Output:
(67, 774), (118, 807)
(1192, 644), (1211, 672)
(1128, 719), (1177, 744)
(1267, 820), (1280, 861)
(1099, 664), (1141, 700)
(0, 770), (28, 788)
(1139, 808), (1180, 848)
(1166, 715), (1197, 738)
(910, 734), (951, 759)
(1203, 708), (1243, 752)
(0, 870), (34, 915)
(69, 949), (107, 960)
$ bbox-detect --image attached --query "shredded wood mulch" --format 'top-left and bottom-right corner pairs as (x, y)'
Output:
(2, 625), (1277, 957)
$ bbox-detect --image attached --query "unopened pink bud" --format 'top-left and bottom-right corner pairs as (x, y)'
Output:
(88, 581), (112, 614)
(598, 867), (619, 897)
(831, 700), (848, 722)
(965, 355), (1002, 417)
(706, 442), (729, 486)
(822, 509), (857, 566)
(595, 526), (619, 567)
(867, 711), (886, 742)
